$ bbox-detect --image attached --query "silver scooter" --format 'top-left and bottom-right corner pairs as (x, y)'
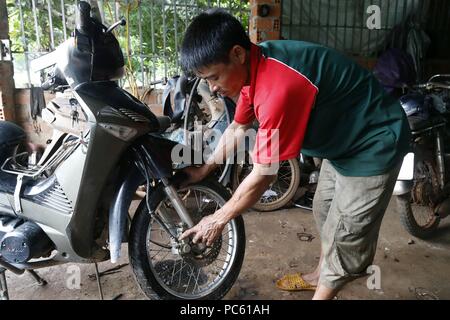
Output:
(0, 1), (245, 300)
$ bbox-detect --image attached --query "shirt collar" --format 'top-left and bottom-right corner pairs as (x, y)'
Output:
(248, 43), (262, 104)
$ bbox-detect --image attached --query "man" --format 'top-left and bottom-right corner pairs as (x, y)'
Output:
(178, 9), (411, 300)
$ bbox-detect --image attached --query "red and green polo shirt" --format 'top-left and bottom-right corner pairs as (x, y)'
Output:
(234, 40), (411, 176)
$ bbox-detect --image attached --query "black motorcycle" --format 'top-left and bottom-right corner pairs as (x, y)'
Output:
(394, 74), (450, 238)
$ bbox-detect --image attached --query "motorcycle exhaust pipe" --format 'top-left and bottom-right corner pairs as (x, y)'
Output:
(0, 221), (55, 264)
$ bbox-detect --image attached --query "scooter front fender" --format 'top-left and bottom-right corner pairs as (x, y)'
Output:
(109, 162), (144, 264)
(108, 134), (179, 263)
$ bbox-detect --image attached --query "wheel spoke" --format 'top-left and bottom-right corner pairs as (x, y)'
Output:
(144, 186), (239, 299)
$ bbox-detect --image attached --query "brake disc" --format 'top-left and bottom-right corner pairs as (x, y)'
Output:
(181, 237), (223, 268)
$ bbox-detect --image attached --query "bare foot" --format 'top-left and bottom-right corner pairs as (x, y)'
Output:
(312, 285), (339, 300)
(302, 272), (319, 286)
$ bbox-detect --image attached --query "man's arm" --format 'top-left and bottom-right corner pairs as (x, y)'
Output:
(182, 120), (253, 185)
(215, 162), (277, 223)
(179, 161), (277, 246)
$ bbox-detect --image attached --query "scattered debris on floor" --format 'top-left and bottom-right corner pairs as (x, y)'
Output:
(4, 206), (450, 300)
(410, 287), (439, 300)
(288, 259), (299, 268)
(112, 293), (123, 300)
(279, 220), (287, 229)
(297, 232), (315, 242)
(88, 263), (129, 281)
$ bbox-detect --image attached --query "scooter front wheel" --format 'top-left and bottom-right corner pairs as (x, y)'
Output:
(128, 178), (245, 300)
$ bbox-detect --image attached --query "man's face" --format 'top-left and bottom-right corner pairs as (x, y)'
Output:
(196, 45), (249, 99)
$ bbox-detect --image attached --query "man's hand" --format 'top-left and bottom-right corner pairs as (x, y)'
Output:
(178, 121), (250, 189)
(179, 212), (227, 247)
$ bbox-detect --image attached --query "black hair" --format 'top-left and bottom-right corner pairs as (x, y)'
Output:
(180, 8), (251, 76)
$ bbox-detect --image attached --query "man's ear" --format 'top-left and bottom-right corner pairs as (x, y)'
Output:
(229, 45), (247, 65)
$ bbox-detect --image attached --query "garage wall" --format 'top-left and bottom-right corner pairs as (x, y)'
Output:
(281, 0), (450, 77)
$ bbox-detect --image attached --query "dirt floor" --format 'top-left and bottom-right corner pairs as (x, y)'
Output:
(4, 197), (450, 300)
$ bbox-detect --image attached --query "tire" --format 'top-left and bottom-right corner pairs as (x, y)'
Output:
(232, 155), (301, 212)
(397, 193), (441, 239)
(128, 178), (246, 300)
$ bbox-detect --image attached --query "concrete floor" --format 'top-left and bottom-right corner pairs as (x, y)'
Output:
(4, 198), (450, 300)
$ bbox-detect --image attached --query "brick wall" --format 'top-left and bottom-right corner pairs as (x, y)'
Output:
(249, 0), (282, 43)
(14, 89), (55, 146)
(137, 88), (164, 116)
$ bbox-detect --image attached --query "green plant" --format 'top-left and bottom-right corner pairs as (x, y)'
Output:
(7, 0), (249, 90)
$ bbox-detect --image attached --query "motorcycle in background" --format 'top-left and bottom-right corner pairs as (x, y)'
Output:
(164, 77), (303, 212)
(394, 74), (450, 238)
(231, 152), (301, 212)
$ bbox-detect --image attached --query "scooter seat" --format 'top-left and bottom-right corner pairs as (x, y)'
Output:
(0, 121), (26, 165)
(77, 82), (161, 132)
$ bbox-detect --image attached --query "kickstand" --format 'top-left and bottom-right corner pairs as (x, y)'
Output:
(0, 268), (9, 300)
(28, 270), (48, 286)
(94, 263), (104, 300)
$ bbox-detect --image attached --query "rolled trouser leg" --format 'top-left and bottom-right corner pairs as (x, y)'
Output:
(319, 163), (401, 290)
(312, 160), (337, 235)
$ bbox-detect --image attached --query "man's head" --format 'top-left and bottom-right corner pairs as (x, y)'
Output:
(180, 9), (252, 98)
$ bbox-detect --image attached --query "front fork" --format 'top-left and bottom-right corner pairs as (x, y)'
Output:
(393, 129), (447, 196)
(157, 177), (197, 255)
(161, 178), (195, 228)
(435, 130), (446, 189)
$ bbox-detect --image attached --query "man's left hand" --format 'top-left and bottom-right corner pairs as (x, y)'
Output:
(179, 213), (227, 247)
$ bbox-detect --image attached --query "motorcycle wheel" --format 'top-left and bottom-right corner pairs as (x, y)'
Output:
(397, 193), (440, 239)
(129, 178), (245, 300)
(396, 155), (441, 239)
(231, 153), (301, 212)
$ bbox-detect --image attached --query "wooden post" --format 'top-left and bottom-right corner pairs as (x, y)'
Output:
(0, 0), (16, 122)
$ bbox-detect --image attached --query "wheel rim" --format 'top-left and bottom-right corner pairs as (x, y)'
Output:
(261, 160), (294, 203)
(410, 203), (439, 229)
(145, 186), (238, 299)
(213, 160), (233, 184)
(237, 158), (295, 205)
(411, 160), (439, 229)
(410, 160), (440, 229)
